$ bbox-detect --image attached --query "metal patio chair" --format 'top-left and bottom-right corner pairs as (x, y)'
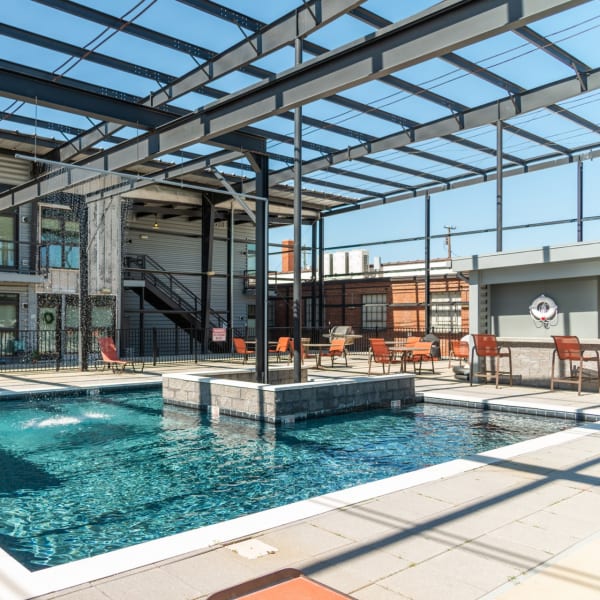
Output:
(368, 338), (402, 374)
(551, 335), (600, 395)
(232, 337), (255, 363)
(469, 334), (512, 388)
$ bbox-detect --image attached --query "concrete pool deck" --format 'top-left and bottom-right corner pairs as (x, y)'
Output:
(0, 357), (599, 600)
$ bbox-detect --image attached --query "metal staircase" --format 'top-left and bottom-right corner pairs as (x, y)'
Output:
(123, 254), (226, 332)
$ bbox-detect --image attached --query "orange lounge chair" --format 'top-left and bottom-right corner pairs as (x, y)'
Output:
(207, 568), (352, 599)
(233, 337), (255, 363)
(97, 337), (142, 373)
(368, 338), (402, 374)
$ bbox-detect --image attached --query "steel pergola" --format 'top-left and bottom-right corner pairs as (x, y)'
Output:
(0, 0), (598, 381)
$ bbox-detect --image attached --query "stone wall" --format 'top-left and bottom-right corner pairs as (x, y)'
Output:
(495, 339), (599, 392)
(163, 370), (415, 423)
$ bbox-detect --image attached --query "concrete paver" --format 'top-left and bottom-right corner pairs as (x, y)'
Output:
(1, 358), (599, 599)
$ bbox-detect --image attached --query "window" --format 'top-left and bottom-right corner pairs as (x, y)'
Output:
(244, 243), (256, 291)
(246, 243), (256, 273)
(39, 206), (80, 269)
(303, 297), (321, 328)
(362, 293), (386, 329)
(0, 213), (16, 268)
(0, 293), (18, 354)
(430, 292), (462, 331)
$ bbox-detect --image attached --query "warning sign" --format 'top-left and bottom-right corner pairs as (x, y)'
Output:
(212, 327), (227, 342)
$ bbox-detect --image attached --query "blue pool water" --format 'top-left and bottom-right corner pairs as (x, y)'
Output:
(0, 389), (571, 570)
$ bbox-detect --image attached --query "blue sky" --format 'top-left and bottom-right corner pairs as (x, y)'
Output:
(1, 1), (599, 270)
(269, 157), (600, 267)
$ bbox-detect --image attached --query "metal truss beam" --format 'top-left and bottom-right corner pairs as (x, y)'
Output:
(148, 0), (365, 108)
(0, 0), (590, 210)
(323, 143), (600, 218)
(0, 23), (173, 88)
(36, 0), (361, 162)
(199, 0), (587, 140)
(21, 0), (514, 185)
(0, 64), (174, 129)
(442, 52), (598, 145)
(266, 68), (600, 189)
(352, 5), (594, 153)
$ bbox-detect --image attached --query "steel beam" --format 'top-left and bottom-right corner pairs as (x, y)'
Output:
(149, 0), (365, 108)
(200, 0), (588, 140)
(323, 145), (600, 217)
(0, 65), (174, 129)
(267, 68), (600, 189)
(0, 0), (591, 212)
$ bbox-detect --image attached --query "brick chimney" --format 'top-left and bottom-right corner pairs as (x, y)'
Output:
(281, 239), (294, 273)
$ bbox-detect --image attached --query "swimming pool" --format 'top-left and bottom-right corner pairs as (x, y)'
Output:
(0, 388), (572, 571)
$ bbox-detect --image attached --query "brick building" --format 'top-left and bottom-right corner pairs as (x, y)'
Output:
(270, 244), (469, 339)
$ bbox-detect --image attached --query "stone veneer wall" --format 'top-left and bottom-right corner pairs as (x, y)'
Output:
(497, 339), (599, 391)
(163, 368), (415, 423)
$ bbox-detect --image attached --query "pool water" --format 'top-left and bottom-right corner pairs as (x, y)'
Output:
(0, 389), (571, 570)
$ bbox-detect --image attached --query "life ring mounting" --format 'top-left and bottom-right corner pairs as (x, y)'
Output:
(529, 294), (558, 328)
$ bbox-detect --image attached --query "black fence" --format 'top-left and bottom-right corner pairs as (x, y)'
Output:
(0, 326), (469, 372)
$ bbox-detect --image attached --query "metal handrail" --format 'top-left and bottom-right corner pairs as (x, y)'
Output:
(124, 254), (227, 327)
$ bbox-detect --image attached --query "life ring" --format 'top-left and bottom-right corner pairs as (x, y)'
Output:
(529, 294), (558, 325)
(43, 311), (55, 325)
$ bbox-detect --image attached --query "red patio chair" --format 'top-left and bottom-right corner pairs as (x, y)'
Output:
(551, 335), (600, 395)
(289, 339), (316, 366)
(368, 338), (402, 374)
(406, 341), (435, 374)
(469, 334), (512, 388)
(449, 339), (469, 367)
(319, 338), (348, 367)
(268, 336), (291, 362)
(233, 337), (255, 363)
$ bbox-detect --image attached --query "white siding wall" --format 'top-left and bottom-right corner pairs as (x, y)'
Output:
(122, 218), (255, 331)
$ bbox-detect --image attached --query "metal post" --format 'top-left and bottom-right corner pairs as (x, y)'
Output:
(577, 159), (583, 242)
(424, 192), (431, 333)
(227, 205), (234, 342)
(254, 153), (269, 384)
(292, 35), (303, 382)
(311, 221), (317, 329)
(318, 218), (324, 329)
(496, 119), (503, 252)
(200, 194), (215, 353)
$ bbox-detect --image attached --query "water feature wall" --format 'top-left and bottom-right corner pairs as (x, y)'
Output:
(163, 367), (415, 423)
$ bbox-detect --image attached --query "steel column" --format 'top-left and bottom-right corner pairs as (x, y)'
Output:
(253, 153), (269, 383)
(292, 36), (303, 382)
(318, 218), (325, 328)
(200, 194), (215, 352)
(424, 192), (431, 333)
(311, 221), (318, 329)
(227, 205), (234, 342)
(496, 119), (503, 252)
(577, 159), (583, 242)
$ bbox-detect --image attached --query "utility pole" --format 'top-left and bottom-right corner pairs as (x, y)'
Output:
(444, 225), (456, 259)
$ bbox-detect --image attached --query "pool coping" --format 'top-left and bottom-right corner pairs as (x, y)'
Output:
(419, 390), (600, 422)
(1, 386), (599, 600)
